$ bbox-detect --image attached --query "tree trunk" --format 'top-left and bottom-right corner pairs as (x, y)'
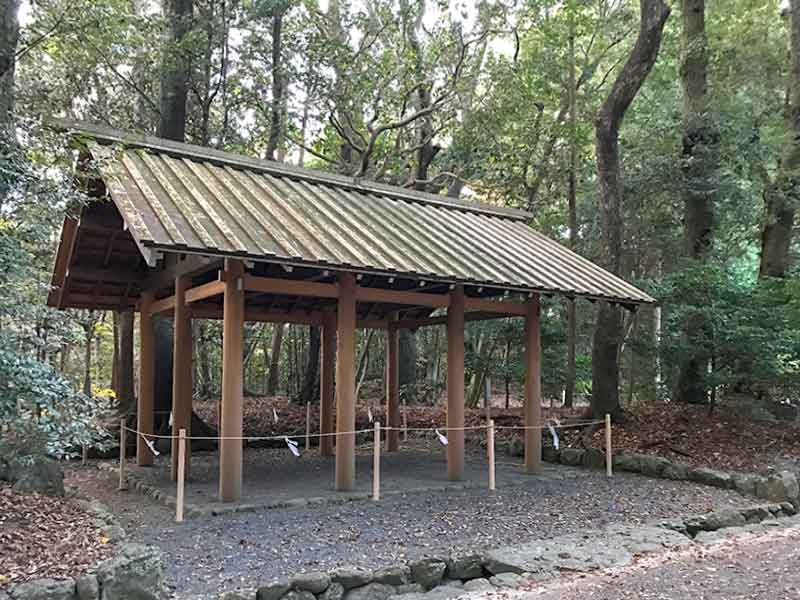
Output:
(398, 329), (416, 402)
(158, 0), (193, 141)
(266, 4), (285, 160)
(675, 0), (717, 404)
(267, 323), (284, 396)
(591, 0), (670, 420)
(116, 311), (135, 414)
(759, 1), (800, 278)
(83, 326), (93, 397)
(299, 326), (321, 404)
(0, 0), (19, 134)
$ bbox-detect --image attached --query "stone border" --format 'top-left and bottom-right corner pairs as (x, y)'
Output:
(4, 500), (164, 600)
(218, 501), (798, 600)
(538, 446), (800, 509)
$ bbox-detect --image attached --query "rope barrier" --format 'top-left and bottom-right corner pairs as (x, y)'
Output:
(123, 425), (374, 442)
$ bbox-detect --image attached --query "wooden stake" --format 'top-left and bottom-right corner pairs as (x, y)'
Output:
(82, 444), (88, 466)
(402, 395), (408, 442)
(605, 413), (613, 477)
(373, 421), (381, 501)
(305, 401), (311, 452)
(118, 418), (127, 491)
(488, 419), (496, 491)
(176, 428), (186, 522)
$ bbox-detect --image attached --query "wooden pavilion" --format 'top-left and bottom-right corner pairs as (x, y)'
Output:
(47, 120), (655, 503)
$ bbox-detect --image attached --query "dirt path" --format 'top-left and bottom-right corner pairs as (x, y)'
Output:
(507, 517), (800, 599)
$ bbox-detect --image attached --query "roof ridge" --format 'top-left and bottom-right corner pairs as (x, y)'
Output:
(48, 117), (531, 222)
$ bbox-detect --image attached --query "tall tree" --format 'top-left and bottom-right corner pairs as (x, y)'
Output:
(0, 0), (20, 134)
(158, 0), (194, 140)
(591, 0), (671, 419)
(759, 1), (800, 278)
(674, 0), (718, 403)
(265, 0), (287, 160)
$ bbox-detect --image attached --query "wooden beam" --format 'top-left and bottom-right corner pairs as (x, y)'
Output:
(142, 254), (219, 292)
(393, 311), (520, 330)
(68, 266), (145, 284)
(464, 297), (527, 316)
(52, 216), (80, 308)
(220, 260), (245, 502)
(335, 273), (357, 491)
(447, 285), (465, 481)
(171, 275), (192, 481)
(149, 295), (176, 315)
(320, 310), (336, 457)
(355, 286), (449, 308)
(385, 312), (400, 452)
(524, 294), (542, 474)
(185, 280), (225, 304)
(242, 274), (339, 299)
(136, 291), (155, 466)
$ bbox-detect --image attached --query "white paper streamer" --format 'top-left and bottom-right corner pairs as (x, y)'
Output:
(273, 408), (279, 423)
(143, 436), (160, 456)
(285, 437), (300, 457)
(435, 429), (448, 446)
(168, 412), (173, 427)
(547, 423), (559, 450)
(368, 406), (373, 423)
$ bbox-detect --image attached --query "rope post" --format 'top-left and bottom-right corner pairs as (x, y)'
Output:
(118, 418), (127, 491)
(82, 444), (88, 466)
(176, 428), (186, 522)
(305, 401), (311, 452)
(372, 421), (381, 501)
(402, 396), (408, 442)
(605, 413), (613, 477)
(488, 419), (496, 491)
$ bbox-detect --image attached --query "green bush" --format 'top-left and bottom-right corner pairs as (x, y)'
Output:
(0, 348), (114, 463)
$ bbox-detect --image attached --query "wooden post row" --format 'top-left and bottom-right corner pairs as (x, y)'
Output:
(373, 421), (381, 501)
(176, 428), (186, 522)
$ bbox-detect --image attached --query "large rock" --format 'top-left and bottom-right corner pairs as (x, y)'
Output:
(291, 572), (330, 594)
(612, 452), (643, 473)
(393, 586), (462, 600)
(9, 578), (75, 600)
(541, 447), (560, 464)
(704, 508), (746, 531)
(372, 566), (410, 586)
(489, 573), (523, 588)
(741, 505), (772, 524)
(559, 448), (585, 467)
(281, 591), (315, 600)
(756, 471), (799, 505)
(319, 583), (344, 600)
(445, 554), (483, 580)
(582, 448), (605, 470)
(9, 458), (65, 497)
(409, 559), (446, 590)
(486, 524), (690, 576)
(662, 462), (690, 480)
(75, 574), (99, 600)
(462, 579), (493, 592)
(95, 543), (164, 600)
(732, 473), (761, 496)
(640, 456), (671, 478)
(689, 467), (732, 489)
(331, 568), (373, 591)
(256, 582), (290, 600)
(342, 583), (393, 600)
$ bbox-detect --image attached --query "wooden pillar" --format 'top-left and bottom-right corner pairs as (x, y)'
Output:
(385, 313), (400, 452)
(524, 294), (543, 474)
(171, 275), (192, 480)
(447, 284), (465, 481)
(220, 259), (245, 502)
(320, 309), (336, 457)
(335, 272), (357, 491)
(136, 291), (155, 466)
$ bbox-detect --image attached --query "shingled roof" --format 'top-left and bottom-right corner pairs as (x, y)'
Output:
(52, 120), (655, 307)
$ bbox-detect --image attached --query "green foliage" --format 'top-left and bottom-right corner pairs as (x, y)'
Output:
(655, 263), (800, 399)
(0, 348), (115, 461)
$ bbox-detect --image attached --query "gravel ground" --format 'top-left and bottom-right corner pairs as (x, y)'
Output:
(509, 517), (800, 599)
(66, 459), (745, 599)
